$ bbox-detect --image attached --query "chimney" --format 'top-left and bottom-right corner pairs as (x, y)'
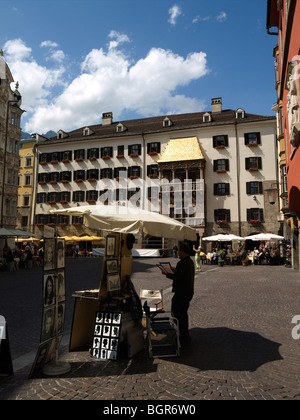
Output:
(102, 112), (113, 125)
(211, 97), (222, 113)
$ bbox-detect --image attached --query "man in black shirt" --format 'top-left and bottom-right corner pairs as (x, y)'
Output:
(161, 242), (195, 346)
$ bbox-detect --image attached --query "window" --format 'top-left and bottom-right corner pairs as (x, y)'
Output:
(60, 171), (72, 182)
(236, 108), (245, 119)
(9, 138), (18, 154)
(37, 193), (47, 204)
(213, 159), (229, 172)
(213, 135), (228, 148)
(24, 173), (32, 186)
(116, 123), (126, 132)
(214, 183), (230, 196)
(203, 112), (211, 123)
(117, 145), (124, 157)
(246, 182), (263, 195)
(72, 216), (83, 225)
(128, 144), (141, 157)
(74, 149), (85, 160)
(49, 172), (60, 183)
(114, 167), (127, 179)
(101, 168), (113, 179)
(73, 191), (85, 202)
(60, 191), (71, 203)
(25, 156), (33, 167)
(128, 166), (141, 179)
(50, 152), (61, 162)
(22, 195), (30, 206)
(62, 150), (72, 162)
(163, 117), (172, 127)
(245, 132), (261, 146)
(245, 157), (262, 171)
(281, 165), (287, 194)
(39, 153), (50, 163)
(47, 192), (60, 203)
(87, 169), (99, 180)
(247, 208), (264, 223)
(86, 190), (99, 202)
(74, 170), (86, 181)
(87, 148), (99, 159)
(147, 164), (159, 178)
(35, 214), (48, 225)
(38, 173), (49, 183)
(147, 142), (161, 155)
(214, 209), (231, 223)
(101, 147), (113, 158)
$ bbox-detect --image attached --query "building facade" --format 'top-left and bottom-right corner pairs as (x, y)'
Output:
(16, 137), (37, 232)
(0, 50), (23, 230)
(267, 0), (300, 269)
(33, 98), (279, 248)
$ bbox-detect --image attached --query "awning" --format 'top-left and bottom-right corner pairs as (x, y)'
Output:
(0, 228), (38, 238)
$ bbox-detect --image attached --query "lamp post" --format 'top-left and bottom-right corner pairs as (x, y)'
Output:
(0, 92), (22, 228)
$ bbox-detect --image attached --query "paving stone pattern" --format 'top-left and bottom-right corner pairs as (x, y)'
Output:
(1, 257), (300, 400)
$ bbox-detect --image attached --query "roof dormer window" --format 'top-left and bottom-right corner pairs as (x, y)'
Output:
(203, 112), (211, 123)
(236, 108), (245, 119)
(116, 123), (127, 133)
(83, 127), (94, 136)
(163, 117), (172, 127)
(57, 130), (69, 140)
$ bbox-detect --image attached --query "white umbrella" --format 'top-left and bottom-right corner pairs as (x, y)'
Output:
(244, 233), (284, 241)
(202, 234), (245, 242)
(49, 204), (197, 241)
(0, 228), (38, 237)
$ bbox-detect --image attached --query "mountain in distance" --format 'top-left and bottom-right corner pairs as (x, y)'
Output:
(21, 130), (56, 139)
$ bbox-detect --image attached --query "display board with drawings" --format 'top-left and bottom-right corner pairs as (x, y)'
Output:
(29, 234), (66, 378)
(91, 311), (122, 360)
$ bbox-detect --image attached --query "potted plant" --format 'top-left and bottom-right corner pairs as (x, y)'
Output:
(242, 254), (249, 266)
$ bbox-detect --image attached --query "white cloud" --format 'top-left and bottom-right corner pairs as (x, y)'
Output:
(168, 5), (182, 25)
(108, 30), (130, 51)
(40, 40), (59, 48)
(4, 35), (209, 134)
(216, 11), (227, 22)
(3, 38), (66, 116)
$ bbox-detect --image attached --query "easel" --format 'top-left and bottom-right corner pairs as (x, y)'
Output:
(69, 232), (144, 358)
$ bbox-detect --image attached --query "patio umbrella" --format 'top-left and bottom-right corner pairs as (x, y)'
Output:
(202, 234), (245, 242)
(49, 204), (197, 241)
(244, 233), (284, 241)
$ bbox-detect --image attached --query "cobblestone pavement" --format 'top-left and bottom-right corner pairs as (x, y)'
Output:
(1, 257), (300, 400)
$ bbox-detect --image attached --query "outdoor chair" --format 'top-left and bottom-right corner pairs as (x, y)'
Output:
(143, 301), (180, 358)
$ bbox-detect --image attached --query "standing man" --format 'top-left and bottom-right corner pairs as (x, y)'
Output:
(161, 242), (195, 346)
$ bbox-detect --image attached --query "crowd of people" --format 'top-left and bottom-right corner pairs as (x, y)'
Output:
(195, 242), (288, 267)
(0, 242), (44, 271)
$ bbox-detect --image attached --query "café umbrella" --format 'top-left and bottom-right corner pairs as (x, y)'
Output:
(202, 234), (245, 242)
(244, 233), (284, 241)
(49, 204), (197, 241)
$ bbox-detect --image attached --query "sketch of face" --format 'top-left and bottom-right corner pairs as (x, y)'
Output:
(45, 312), (53, 333)
(45, 246), (53, 264)
(46, 278), (53, 296)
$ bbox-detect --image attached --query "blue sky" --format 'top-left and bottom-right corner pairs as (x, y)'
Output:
(1, 0), (277, 134)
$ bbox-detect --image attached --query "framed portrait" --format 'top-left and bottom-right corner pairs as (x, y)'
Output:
(56, 303), (65, 335)
(55, 271), (65, 302)
(44, 238), (56, 271)
(56, 239), (65, 269)
(106, 236), (116, 257)
(44, 274), (56, 307)
(41, 306), (56, 343)
(91, 312), (122, 360)
(107, 273), (121, 292)
(106, 259), (118, 274)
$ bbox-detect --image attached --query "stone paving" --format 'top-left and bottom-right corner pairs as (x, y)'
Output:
(1, 257), (300, 400)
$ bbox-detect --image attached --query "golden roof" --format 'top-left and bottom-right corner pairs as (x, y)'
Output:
(157, 137), (205, 163)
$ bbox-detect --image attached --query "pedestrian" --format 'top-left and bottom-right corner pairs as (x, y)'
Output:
(161, 242), (195, 346)
(173, 244), (178, 258)
(193, 245), (202, 272)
